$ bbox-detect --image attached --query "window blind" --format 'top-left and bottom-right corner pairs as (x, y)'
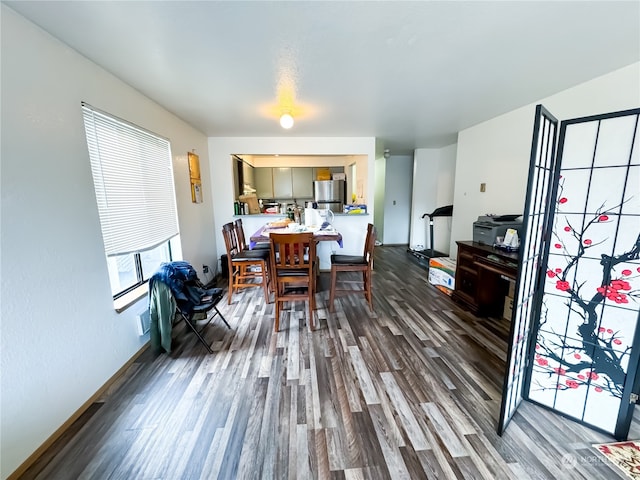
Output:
(82, 104), (179, 256)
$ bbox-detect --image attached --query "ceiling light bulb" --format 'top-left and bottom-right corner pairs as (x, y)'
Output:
(280, 113), (294, 129)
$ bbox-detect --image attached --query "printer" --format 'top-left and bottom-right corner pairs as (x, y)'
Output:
(473, 215), (523, 245)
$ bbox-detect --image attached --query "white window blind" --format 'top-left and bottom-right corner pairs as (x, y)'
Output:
(82, 104), (179, 256)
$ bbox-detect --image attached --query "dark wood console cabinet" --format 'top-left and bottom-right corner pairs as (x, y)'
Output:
(452, 241), (519, 317)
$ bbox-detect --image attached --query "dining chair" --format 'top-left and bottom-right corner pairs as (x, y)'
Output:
(329, 223), (376, 312)
(269, 232), (316, 332)
(234, 218), (270, 251)
(222, 222), (271, 305)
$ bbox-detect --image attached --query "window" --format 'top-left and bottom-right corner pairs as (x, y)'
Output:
(82, 103), (181, 298)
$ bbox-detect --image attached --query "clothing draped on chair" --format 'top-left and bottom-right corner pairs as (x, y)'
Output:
(270, 232), (316, 332)
(148, 261), (228, 354)
(329, 223), (376, 312)
(222, 222), (271, 304)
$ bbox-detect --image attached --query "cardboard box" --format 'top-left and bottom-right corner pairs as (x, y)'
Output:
(428, 257), (456, 295)
(507, 278), (516, 297)
(503, 295), (514, 320)
(238, 194), (261, 214)
(316, 168), (331, 180)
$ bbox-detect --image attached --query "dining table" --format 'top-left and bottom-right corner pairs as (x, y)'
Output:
(249, 222), (343, 249)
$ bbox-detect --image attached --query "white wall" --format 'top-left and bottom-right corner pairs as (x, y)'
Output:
(382, 155), (413, 245)
(450, 63), (640, 257)
(0, 7), (216, 478)
(409, 145), (457, 254)
(373, 154), (386, 242)
(207, 136), (376, 267)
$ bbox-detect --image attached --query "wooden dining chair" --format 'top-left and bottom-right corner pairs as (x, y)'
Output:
(329, 223), (376, 312)
(222, 222), (271, 305)
(234, 218), (270, 251)
(269, 232), (316, 332)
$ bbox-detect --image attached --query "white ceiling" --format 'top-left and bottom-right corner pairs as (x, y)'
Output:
(6, 1), (640, 154)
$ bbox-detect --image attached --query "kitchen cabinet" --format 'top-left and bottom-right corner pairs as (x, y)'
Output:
(273, 167), (293, 199)
(254, 166), (338, 200)
(292, 167), (313, 198)
(241, 161), (254, 192)
(254, 167), (273, 199)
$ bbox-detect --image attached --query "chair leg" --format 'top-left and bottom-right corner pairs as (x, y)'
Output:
(365, 268), (373, 311)
(179, 312), (214, 354)
(329, 267), (337, 312)
(275, 299), (280, 332)
(228, 268), (234, 304)
(261, 260), (270, 304)
(213, 305), (231, 329)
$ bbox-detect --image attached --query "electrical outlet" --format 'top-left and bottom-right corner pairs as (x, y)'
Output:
(480, 183), (486, 192)
(203, 265), (209, 273)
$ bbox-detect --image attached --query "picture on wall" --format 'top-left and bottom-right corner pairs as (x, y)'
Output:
(188, 151), (203, 204)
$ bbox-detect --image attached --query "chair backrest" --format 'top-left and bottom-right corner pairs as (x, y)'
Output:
(363, 223), (377, 264)
(222, 222), (241, 257)
(270, 232), (315, 273)
(234, 218), (247, 251)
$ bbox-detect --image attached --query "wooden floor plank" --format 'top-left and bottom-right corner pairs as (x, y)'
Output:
(17, 245), (636, 480)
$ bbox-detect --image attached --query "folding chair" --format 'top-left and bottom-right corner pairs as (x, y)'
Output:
(149, 261), (230, 354)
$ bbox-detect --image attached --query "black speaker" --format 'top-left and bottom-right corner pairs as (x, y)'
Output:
(220, 254), (228, 278)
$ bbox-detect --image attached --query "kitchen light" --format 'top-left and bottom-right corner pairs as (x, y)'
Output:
(280, 113), (294, 129)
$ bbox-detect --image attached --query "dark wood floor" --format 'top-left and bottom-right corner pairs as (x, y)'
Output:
(20, 246), (637, 479)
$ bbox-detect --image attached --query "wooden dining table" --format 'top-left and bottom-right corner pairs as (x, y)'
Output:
(249, 223), (343, 249)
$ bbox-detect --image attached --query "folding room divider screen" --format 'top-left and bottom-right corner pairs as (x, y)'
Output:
(499, 105), (640, 440)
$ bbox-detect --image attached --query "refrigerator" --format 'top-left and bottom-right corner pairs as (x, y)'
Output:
(313, 180), (345, 213)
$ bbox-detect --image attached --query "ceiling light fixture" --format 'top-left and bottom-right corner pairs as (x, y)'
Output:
(280, 113), (294, 129)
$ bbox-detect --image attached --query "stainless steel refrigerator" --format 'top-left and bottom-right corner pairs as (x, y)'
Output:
(313, 180), (345, 213)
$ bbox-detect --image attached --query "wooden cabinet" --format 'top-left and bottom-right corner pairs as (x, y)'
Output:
(292, 167), (313, 198)
(452, 241), (519, 317)
(242, 162), (254, 191)
(255, 167), (273, 199)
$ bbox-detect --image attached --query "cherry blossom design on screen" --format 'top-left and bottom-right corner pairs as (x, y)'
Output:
(531, 175), (640, 399)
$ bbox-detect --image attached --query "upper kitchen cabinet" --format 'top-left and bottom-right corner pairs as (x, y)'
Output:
(292, 167), (313, 198)
(273, 167), (293, 199)
(241, 161), (254, 192)
(255, 167), (273, 199)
